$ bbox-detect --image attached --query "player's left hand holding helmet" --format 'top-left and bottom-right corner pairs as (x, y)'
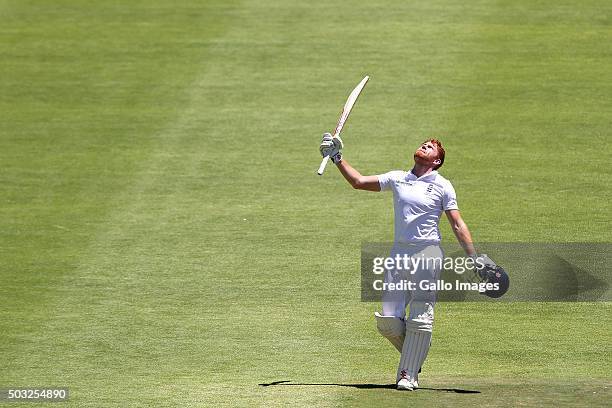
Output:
(472, 254), (510, 298)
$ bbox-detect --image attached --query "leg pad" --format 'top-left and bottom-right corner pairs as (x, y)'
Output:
(375, 312), (405, 353)
(396, 302), (435, 381)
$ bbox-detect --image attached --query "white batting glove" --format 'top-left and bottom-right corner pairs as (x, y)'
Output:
(319, 132), (344, 163)
(471, 254), (497, 269)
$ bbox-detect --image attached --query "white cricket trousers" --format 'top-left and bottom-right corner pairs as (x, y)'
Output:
(381, 244), (443, 318)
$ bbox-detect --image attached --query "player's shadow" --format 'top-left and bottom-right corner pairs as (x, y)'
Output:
(259, 380), (480, 394)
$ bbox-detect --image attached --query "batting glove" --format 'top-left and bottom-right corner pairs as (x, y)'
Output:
(319, 132), (344, 163)
(473, 254), (496, 268)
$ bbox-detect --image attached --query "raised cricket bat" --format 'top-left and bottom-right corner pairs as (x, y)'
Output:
(317, 75), (369, 175)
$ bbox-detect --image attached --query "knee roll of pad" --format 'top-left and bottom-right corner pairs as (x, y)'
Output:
(375, 312), (405, 337)
(406, 302), (434, 333)
(375, 312), (405, 353)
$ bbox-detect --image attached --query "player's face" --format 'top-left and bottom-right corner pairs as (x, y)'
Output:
(413, 141), (440, 166)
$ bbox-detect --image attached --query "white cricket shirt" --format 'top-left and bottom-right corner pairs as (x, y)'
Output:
(377, 170), (459, 244)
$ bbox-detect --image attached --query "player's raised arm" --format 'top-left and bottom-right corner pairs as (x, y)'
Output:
(319, 132), (381, 191)
(336, 160), (381, 191)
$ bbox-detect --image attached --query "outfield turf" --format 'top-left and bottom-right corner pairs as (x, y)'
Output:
(1, 0), (611, 406)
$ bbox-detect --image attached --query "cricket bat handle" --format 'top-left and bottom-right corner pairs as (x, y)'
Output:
(317, 155), (331, 175)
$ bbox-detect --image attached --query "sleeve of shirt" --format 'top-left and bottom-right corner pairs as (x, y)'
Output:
(376, 171), (396, 192)
(442, 181), (459, 210)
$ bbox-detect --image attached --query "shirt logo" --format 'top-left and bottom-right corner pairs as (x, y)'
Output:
(426, 185), (434, 194)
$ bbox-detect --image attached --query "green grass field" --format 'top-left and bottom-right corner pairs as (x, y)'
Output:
(1, 0), (611, 406)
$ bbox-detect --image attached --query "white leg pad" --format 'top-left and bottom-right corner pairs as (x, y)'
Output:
(375, 312), (405, 353)
(396, 302), (434, 382)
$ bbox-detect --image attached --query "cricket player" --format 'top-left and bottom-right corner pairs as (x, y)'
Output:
(319, 133), (496, 391)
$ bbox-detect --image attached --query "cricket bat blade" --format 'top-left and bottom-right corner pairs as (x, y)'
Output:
(316, 75), (369, 176)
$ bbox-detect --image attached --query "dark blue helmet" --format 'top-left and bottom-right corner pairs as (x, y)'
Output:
(478, 265), (510, 298)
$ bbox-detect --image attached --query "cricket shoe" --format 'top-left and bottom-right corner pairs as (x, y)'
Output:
(396, 370), (416, 391)
(397, 378), (413, 391)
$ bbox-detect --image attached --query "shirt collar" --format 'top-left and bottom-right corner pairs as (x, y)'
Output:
(407, 169), (438, 181)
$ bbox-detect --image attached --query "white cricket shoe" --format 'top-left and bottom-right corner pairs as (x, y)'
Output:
(396, 370), (416, 391)
(397, 378), (414, 391)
